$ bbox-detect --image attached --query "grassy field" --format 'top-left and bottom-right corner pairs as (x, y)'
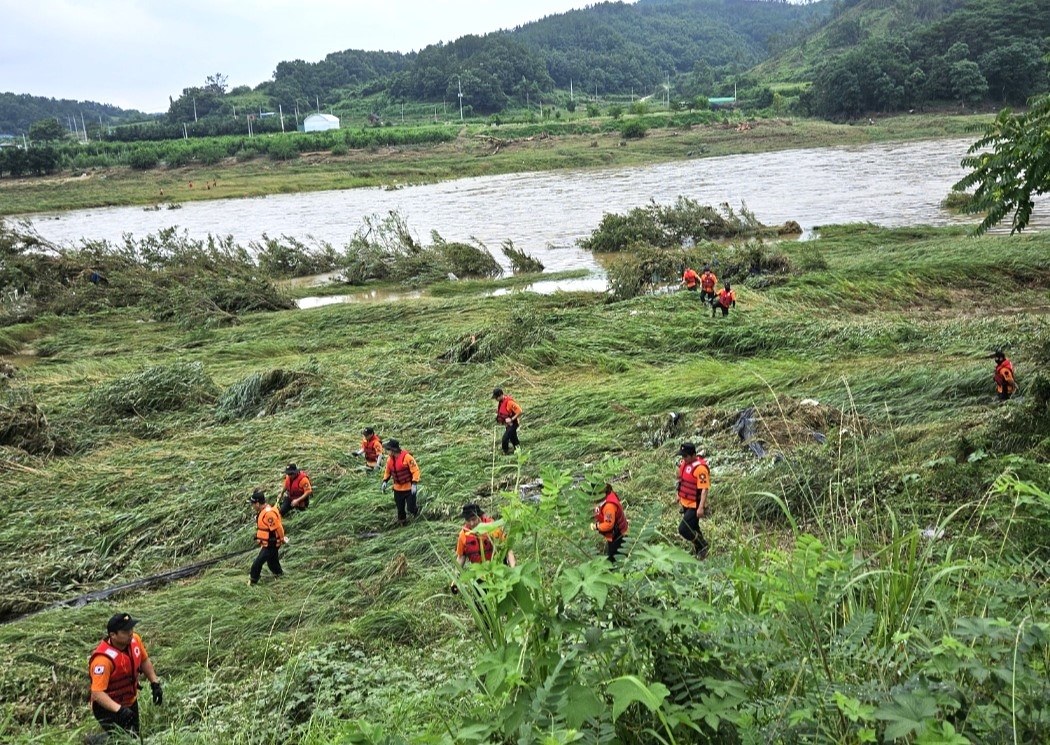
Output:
(0, 112), (993, 217)
(1, 218), (1049, 743)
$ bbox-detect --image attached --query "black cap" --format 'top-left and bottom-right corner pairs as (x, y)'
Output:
(283, 463), (299, 474)
(249, 489), (267, 504)
(678, 442), (697, 456)
(461, 503), (484, 519)
(993, 349), (1006, 360)
(384, 439), (400, 451)
(492, 387), (503, 399)
(362, 427), (374, 436)
(107, 612), (138, 634)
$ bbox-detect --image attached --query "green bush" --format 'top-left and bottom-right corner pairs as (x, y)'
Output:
(621, 120), (648, 139)
(268, 137), (299, 161)
(127, 147), (159, 170)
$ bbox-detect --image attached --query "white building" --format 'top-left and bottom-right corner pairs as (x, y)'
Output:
(303, 113), (340, 132)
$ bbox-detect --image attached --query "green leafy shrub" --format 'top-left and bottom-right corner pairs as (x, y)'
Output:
(127, 147), (159, 170)
(215, 368), (312, 422)
(621, 120), (648, 139)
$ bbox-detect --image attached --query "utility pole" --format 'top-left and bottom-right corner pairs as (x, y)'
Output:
(316, 95), (320, 112)
(183, 122), (188, 139)
(193, 97), (198, 122)
(570, 78), (573, 101)
(81, 111), (87, 142)
(666, 72), (670, 108)
(279, 104), (285, 132)
(457, 76), (464, 121)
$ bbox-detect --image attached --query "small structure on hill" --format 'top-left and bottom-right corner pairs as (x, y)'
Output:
(304, 113), (340, 133)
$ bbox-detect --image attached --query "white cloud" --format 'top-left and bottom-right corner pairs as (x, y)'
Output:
(0, 0), (596, 112)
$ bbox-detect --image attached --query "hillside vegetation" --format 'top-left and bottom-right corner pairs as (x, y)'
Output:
(1, 215), (1050, 743)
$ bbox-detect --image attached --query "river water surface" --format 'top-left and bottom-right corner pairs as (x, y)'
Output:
(23, 138), (993, 279)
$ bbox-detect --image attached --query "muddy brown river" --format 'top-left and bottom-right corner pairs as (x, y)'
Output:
(20, 138), (1035, 283)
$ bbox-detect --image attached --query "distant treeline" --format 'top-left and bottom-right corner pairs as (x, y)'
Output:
(0, 92), (150, 139)
(802, 0), (1050, 118)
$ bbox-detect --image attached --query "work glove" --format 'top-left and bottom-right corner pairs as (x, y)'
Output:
(410, 483), (417, 496)
(151, 681), (163, 705)
(114, 706), (135, 727)
(381, 480), (389, 493)
(449, 581), (459, 595)
(283, 536), (290, 544)
(352, 449), (363, 457)
(590, 522), (598, 531)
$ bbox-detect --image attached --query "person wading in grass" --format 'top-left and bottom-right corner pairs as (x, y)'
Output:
(593, 483), (629, 562)
(682, 266), (700, 292)
(278, 463), (312, 517)
(352, 427), (384, 471)
(492, 387), (522, 455)
(676, 442), (710, 559)
(992, 350), (1017, 401)
(700, 266), (718, 304)
(381, 439), (420, 525)
(711, 282), (736, 318)
(88, 612), (162, 738)
(250, 489), (287, 585)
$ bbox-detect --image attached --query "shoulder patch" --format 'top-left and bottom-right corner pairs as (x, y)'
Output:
(93, 664), (106, 675)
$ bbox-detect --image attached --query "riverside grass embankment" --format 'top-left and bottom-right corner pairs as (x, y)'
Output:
(2, 222), (1050, 743)
(0, 112), (993, 217)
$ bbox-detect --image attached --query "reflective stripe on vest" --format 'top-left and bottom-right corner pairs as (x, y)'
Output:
(90, 638), (142, 706)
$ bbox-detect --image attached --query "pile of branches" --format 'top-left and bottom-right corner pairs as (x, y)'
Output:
(337, 211), (505, 285)
(0, 221), (294, 327)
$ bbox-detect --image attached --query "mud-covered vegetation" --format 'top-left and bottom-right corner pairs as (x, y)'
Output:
(2, 222), (1050, 744)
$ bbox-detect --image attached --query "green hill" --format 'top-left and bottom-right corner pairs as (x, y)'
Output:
(1, 214), (1049, 743)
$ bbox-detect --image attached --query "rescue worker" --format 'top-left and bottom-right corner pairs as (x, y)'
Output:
(682, 266), (700, 292)
(700, 266), (718, 304)
(278, 463), (312, 517)
(381, 439), (420, 525)
(712, 281), (736, 318)
(250, 489), (287, 585)
(455, 503), (517, 569)
(493, 387), (522, 455)
(353, 427), (384, 471)
(88, 612), (162, 737)
(992, 350), (1017, 401)
(676, 442), (710, 559)
(593, 483), (629, 562)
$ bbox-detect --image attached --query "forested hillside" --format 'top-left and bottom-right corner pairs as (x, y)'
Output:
(769, 0), (1050, 118)
(0, 92), (149, 139)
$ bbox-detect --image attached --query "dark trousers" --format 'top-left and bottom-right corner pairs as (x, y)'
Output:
(93, 700), (139, 736)
(279, 495), (308, 517)
(250, 545), (283, 582)
(712, 303), (730, 317)
(393, 489), (418, 523)
(700, 289), (715, 303)
(678, 508), (709, 559)
(502, 423), (520, 454)
(606, 535), (625, 562)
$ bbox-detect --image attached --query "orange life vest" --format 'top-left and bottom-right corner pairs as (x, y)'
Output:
(461, 516), (496, 563)
(90, 637), (143, 706)
(496, 396), (520, 424)
(701, 272), (717, 291)
(994, 359), (1016, 394)
(683, 269), (699, 288)
(389, 452), (413, 484)
(678, 456), (709, 509)
(362, 435), (382, 463)
(255, 504), (281, 547)
(717, 288), (735, 308)
(284, 471), (310, 498)
(595, 491), (629, 540)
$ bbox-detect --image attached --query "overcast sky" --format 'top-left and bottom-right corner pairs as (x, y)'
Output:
(0, 0), (599, 113)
